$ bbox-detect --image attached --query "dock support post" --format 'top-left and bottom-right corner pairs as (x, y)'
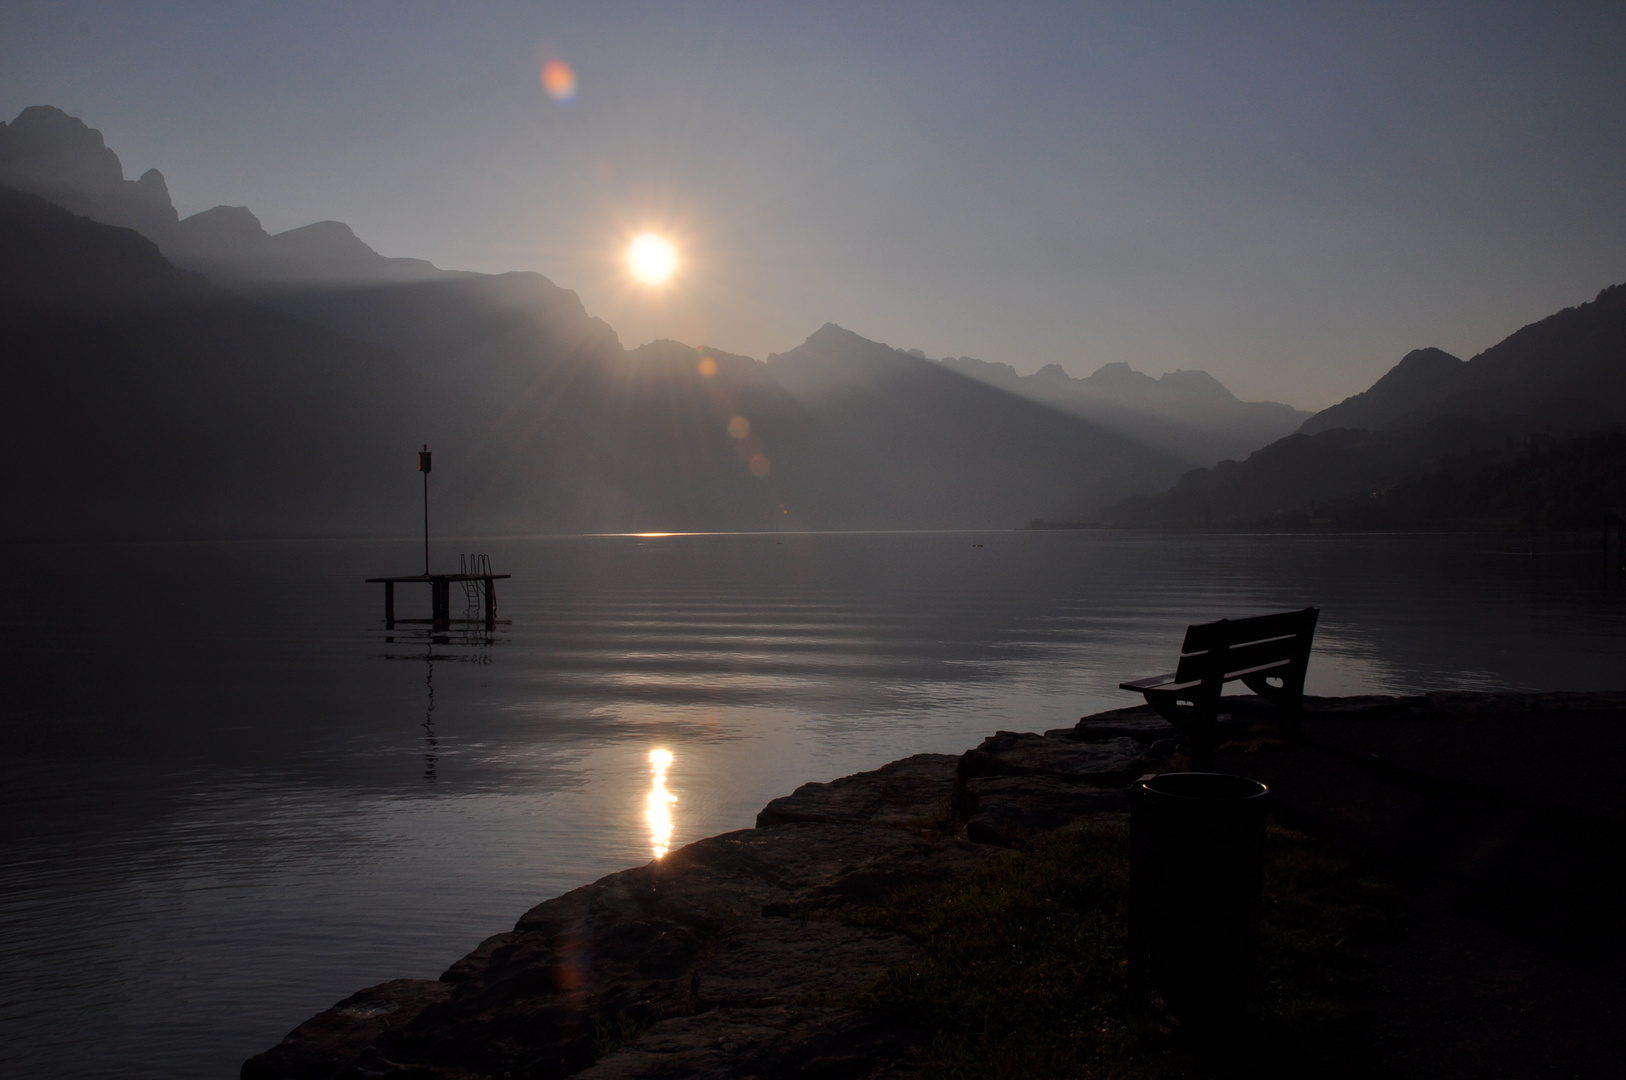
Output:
(483, 577), (497, 628)
(432, 579), (450, 628)
(384, 581), (396, 627)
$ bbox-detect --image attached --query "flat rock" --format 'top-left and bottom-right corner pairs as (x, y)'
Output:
(575, 1005), (920, 1080)
(1051, 704), (1179, 744)
(514, 823), (1003, 932)
(959, 731), (1150, 783)
(756, 754), (960, 828)
(693, 919), (918, 1008)
(251, 824), (1001, 1079)
(241, 978), (451, 1080)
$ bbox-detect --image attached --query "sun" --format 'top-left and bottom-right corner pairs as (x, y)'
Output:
(627, 233), (677, 285)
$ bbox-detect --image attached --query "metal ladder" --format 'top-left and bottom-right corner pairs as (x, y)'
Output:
(459, 553), (491, 620)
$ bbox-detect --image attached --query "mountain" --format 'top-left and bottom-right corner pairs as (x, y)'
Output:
(937, 355), (1309, 466)
(0, 105), (179, 239)
(1097, 283), (1626, 528)
(0, 186), (467, 540)
(759, 326), (1186, 526)
(1301, 286), (1626, 436)
(0, 192), (1193, 537)
(2, 103), (1208, 537)
(0, 188), (1190, 537)
(1, 106), (1282, 447)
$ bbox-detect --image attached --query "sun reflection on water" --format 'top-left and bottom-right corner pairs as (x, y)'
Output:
(645, 748), (677, 859)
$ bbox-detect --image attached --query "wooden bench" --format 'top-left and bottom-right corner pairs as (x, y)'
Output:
(1120, 607), (1319, 759)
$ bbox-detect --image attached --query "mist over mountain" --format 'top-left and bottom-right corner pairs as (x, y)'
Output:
(0, 186), (466, 540)
(1097, 284), (1626, 528)
(3, 104), (1236, 538)
(937, 355), (1308, 466)
(0, 190), (1188, 538)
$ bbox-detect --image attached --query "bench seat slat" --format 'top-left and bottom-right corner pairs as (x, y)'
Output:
(1120, 657), (1293, 695)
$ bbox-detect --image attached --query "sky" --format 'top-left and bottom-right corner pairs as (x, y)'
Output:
(4, 1), (1624, 409)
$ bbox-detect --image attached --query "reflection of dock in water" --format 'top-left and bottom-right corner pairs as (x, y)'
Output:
(422, 656), (438, 783)
(375, 623), (500, 784)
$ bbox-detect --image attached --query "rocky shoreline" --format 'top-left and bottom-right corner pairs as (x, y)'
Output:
(244, 691), (1626, 1079)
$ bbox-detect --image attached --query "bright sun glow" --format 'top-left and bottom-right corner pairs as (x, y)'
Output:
(627, 233), (677, 285)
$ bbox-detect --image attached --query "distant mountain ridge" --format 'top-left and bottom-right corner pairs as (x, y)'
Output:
(1301, 286), (1626, 437)
(1096, 283), (1626, 528)
(0, 186), (463, 539)
(0, 105), (179, 239)
(0, 104), (1337, 537)
(1, 105), (1293, 455)
(937, 354), (1308, 466)
(0, 184), (1193, 537)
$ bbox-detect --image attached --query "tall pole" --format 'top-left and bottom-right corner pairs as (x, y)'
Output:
(419, 444), (432, 576)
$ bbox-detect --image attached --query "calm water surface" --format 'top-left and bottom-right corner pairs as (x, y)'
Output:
(3, 530), (1623, 1078)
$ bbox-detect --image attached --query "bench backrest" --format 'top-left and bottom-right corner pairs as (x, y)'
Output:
(1173, 607), (1319, 686)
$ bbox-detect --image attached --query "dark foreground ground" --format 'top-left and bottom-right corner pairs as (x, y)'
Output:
(243, 691), (1626, 1079)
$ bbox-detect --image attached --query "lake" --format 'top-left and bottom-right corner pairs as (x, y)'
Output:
(2, 530), (1623, 1078)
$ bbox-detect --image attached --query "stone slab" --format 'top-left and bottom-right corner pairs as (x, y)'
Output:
(1050, 703), (1180, 744)
(575, 1005), (920, 1080)
(755, 753), (960, 828)
(958, 731), (1149, 783)
(240, 979), (451, 1080)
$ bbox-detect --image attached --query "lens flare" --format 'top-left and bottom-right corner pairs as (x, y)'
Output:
(697, 356), (717, 377)
(749, 454), (771, 477)
(727, 416), (750, 439)
(627, 233), (676, 285)
(645, 749), (677, 859)
(541, 59), (577, 102)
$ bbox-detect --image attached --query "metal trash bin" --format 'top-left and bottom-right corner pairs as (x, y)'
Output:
(1128, 771), (1271, 1033)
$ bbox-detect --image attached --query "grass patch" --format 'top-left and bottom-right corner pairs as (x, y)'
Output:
(836, 822), (1397, 1079)
(592, 1012), (650, 1060)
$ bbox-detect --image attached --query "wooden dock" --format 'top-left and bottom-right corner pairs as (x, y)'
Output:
(366, 571), (511, 628)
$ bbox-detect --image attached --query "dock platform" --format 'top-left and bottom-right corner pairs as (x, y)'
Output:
(366, 572), (511, 628)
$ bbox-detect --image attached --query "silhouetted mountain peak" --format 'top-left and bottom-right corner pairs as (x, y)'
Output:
(176, 205), (270, 249)
(1156, 368), (1234, 402)
(0, 105), (179, 236)
(265, 220), (381, 263)
(133, 167), (171, 206)
(1300, 347), (1466, 434)
(1082, 360), (1138, 383)
(802, 322), (866, 349)
(1393, 346), (1462, 373)
(0, 105), (123, 189)
(1077, 362), (1234, 403)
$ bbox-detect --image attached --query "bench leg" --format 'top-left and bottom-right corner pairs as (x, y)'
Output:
(1240, 674), (1305, 736)
(1141, 688), (1222, 768)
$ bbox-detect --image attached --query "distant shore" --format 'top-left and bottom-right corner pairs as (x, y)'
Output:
(244, 690), (1626, 1079)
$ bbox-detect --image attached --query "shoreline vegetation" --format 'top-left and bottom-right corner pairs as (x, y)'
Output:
(245, 690), (1626, 1080)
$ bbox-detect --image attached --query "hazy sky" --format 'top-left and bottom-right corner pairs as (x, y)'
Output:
(5, 1), (1624, 408)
